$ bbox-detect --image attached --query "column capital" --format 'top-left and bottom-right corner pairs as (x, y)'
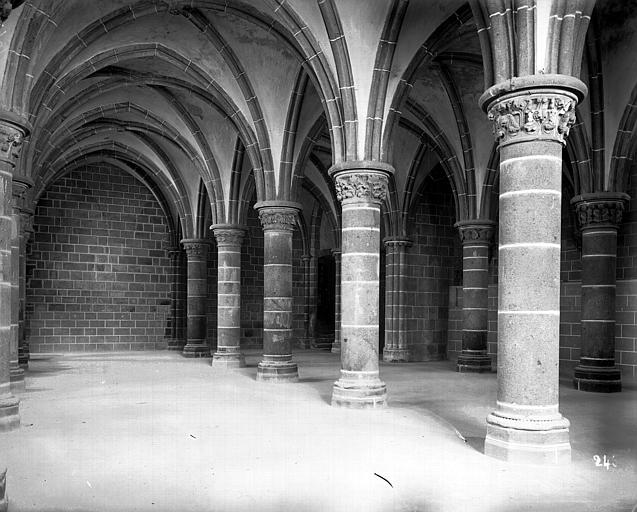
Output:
(571, 192), (630, 231)
(300, 254), (312, 263)
(180, 238), (210, 259)
(210, 224), (246, 246)
(255, 201), (301, 231)
(0, 120), (27, 169)
(479, 76), (587, 147)
(455, 220), (496, 244)
(331, 248), (341, 258)
(329, 161), (393, 204)
(383, 236), (412, 249)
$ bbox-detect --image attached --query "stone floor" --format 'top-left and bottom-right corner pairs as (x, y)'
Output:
(0, 349), (635, 512)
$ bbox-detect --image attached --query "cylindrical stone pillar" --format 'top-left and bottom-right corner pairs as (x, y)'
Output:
(480, 77), (585, 464)
(331, 248), (342, 354)
(18, 209), (33, 368)
(210, 225), (246, 369)
(166, 247), (186, 351)
(329, 162), (392, 408)
(181, 239), (211, 358)
(255, 202), (301, 382)
(455, 221), (495, 372)
(299, 254), (313, 349)
(0, 115), (26, 431)
(383, 237), (411, 362)
(571, 193), (629, 392)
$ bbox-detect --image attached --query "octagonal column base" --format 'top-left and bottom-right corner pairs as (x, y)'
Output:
(457, 353), (492, 373)
(0, 395), (20, 432)
(383, 348), (409, 362)
(182, 344), (210, 358)
(485, 412), (571, 465)
(9, 367), (24, 393)
(211, 350), (246, 369)
(331, 371), (387, 409)
(573, 364), (621, 393)
(256, 359), (299, 382)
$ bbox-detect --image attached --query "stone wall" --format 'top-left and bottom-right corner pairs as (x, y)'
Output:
(404, 172), (461, 361)
(240, 205), (264, 348)
(26, 165), (171, 352)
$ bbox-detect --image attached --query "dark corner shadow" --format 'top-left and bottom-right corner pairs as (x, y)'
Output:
(464, 436), (486, 455)
(25, 364), (73, 378)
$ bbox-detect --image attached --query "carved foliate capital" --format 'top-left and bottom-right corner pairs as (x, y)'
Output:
(181, 239), (210, 259)
(0, 121), (25, 166)
(384, 237), (412, 250)
(487, 91), (577, 146)
(456, 221), (496, 244)
(212, 227), (245, 246)
(571, 193), (629, 230)
(333, 171), (389, 203)
(258, 208), (298, 231)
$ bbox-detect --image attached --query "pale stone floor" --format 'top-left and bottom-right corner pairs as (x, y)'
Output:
(0, 349), (635, 512)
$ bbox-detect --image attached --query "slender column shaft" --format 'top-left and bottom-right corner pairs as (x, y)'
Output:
(255, 202), (300, 382)
(331, 249), (342, 354)
(8, 212), (22, 392)
(299, 254), (312, 348)
(18, 211), (32, 368)
(383, 237), (411, 362)
(0, 118), (25, 431)
(571, 193), (628, 392)
(330, 163), (392, 408)
(166, 248), (185, 350)
(481, 81), (584, 464)
(211, 225), (246, 368)
(456, 221), (494, 372)
(181, 239), (211, 358)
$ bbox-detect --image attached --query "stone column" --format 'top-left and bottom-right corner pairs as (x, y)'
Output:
(0, 116), (25, 431)
(329, 162), (392, 408)
(181, 239), (211, 358)
(383, 237), (411, 362)
(8, 176), (31, 391)
(255, 201), (301, 382)
(18, 209), (33, 368)
(331, 248), (342, 354)
(571, 193), (628, 392)
(299, 254), (313, 349)
(210, 225), (246, 368)
(166, 247), (185, 351)
(455, 221), (495, 372)
(480, 77), (585, 464)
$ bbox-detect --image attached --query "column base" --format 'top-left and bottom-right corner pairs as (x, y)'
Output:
(383, 348), (409, 362)
(181, 344), (210, 358)
(9, 367), (25, 393)
(331, 341), (341, 354)
(484, 410), (571, 465)
(211, 350), (246, 369)
(0, 394), (20, 432)
(0, 467), (6, 512)
(457, 353), (492, 373)
(573, 364), (621, 393)
(256, 359), (299, 382)
(297, 338), (313, 349)
(18, 345), (29, 369)
(331, 371), (387, 409)
(166, 339), (186, 351)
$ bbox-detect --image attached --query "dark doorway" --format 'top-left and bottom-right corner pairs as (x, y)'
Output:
(316, 254), (335, 343)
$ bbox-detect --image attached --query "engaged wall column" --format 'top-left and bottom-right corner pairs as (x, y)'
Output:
(456, 221), (494, 373)
(572, 193), (628, 392)
(480, 78), (584, 464)
(18, 209), (33, 368)
(331, 248), (342, 354)
(0, 117), (25, 431)
(211, 225), (246, 369)
(383, 237), (411, 362)
(255, 202), (301, 382)
(181, 239), (211, 358)
(329, 162), (392, 408)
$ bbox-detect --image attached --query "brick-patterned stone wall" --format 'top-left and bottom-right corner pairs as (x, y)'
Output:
(241, 205), (264, 348)
(292, 231), (305, 343)
(405, 172), (461, 361)
(26, 165), (172, 352)
(206, 233), (218, 350)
